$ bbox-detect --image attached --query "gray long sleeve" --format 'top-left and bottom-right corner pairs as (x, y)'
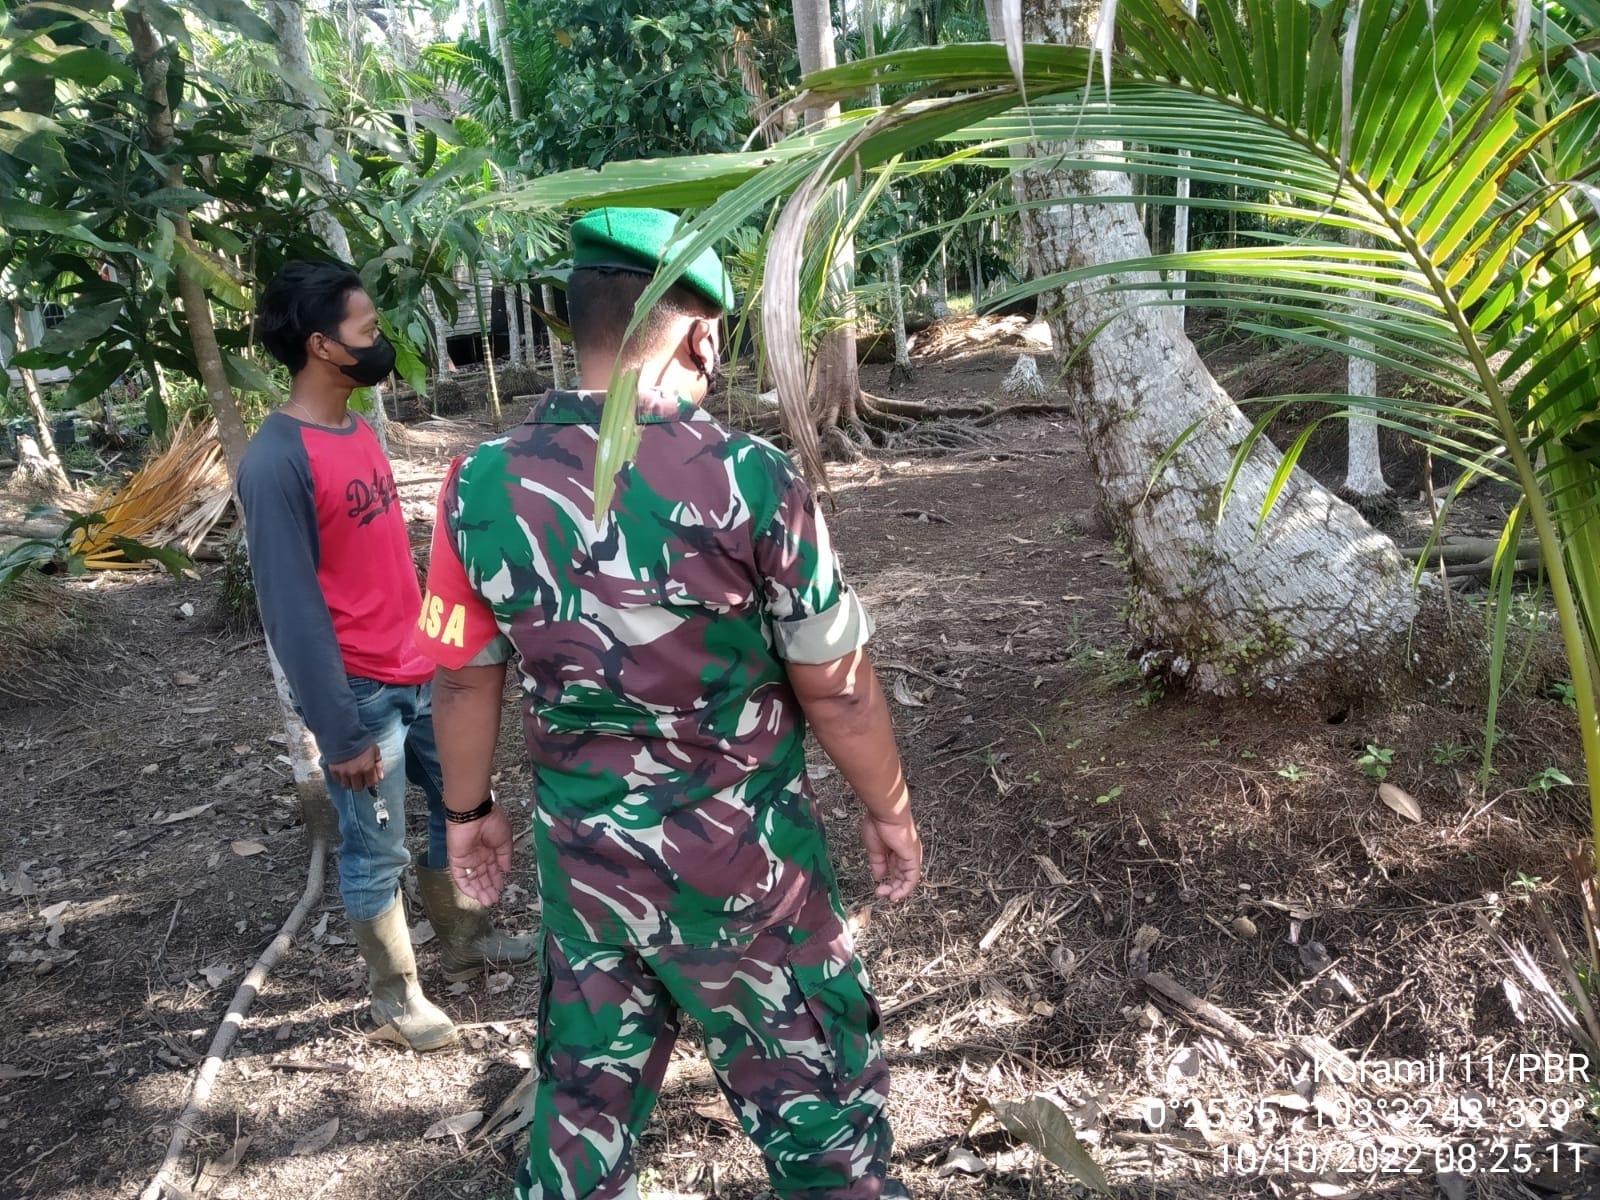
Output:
(236, 416), (372, 764)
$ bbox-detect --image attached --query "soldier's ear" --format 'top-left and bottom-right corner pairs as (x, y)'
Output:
(694, 317), (722, 356)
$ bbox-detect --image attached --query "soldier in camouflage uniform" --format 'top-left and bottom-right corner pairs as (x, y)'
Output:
(413, 208), (923, 1199)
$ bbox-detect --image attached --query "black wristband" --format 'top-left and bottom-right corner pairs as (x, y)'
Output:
(444, 793), (495, 824)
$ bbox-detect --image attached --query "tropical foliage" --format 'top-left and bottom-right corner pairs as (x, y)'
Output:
(424, 0), (794, 172)
(0, 0), (478, 438)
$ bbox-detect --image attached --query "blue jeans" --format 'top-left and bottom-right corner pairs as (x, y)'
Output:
(324, 678), (449, 922)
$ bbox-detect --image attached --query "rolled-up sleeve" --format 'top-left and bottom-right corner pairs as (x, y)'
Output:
(752, 459), (873, 664)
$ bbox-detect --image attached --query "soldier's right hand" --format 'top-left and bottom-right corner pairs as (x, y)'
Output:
(862, 813), (922, 902)
(328, 744), (384, 792)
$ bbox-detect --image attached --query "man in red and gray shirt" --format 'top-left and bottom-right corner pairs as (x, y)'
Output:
(238, 260), (532, 1052)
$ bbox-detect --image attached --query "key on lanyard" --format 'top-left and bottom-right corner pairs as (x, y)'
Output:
(367, 787), (390, 829)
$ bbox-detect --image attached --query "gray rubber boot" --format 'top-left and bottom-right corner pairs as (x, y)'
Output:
(347, 894), (459, 1052)
(416, 863), (537, 983)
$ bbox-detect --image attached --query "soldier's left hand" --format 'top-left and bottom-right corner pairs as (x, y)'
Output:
(448, 804), (514, 905)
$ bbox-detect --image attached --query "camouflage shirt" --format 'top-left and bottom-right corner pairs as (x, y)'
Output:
(415, 390), (872, 947)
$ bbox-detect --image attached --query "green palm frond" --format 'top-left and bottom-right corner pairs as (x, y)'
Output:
(420, 39), (507, 127)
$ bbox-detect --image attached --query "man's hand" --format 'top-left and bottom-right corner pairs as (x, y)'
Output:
(862, 813), (922, 902)
(447, 804), (513, 906)
(327, 744), (383, 791)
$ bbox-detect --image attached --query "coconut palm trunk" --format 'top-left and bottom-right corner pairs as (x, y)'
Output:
(1343, 231), (1390, 509)
(992, 0), (1424, 697)
(795, 0), (865, 457)
(863, 0), (913, 386)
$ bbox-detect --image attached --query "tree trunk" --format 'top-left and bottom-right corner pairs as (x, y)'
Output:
(129, 13), (334, 830)
(520, 287), (537, 371)
(793, 0), (837, 128)
(425, 289), (455, 373)
(996, 0), (1422, 698)
(127, 15), (251, 478)
(1343, 231), (1388, 502)
(383, 0), (419, 139)
(474, 272), (503, 426)
(266, 0), (389, 450)
(795, 0), (863, 452)
(1171, 0), (1196, 325)
(1344, 374), (1387, 498)
(505, 281), (523, 369)
(542, 283), (566, 389)
(484, 0), (524, 122)
(10, 303), (71, 491)
(268, 644), (339, 845)
(733, 28), (773, 146)
(862, 0), (910, 388)
(888, 247), (912, 385)
(343, 0), (363, 60)
(265, 2), (350, 261)
(932, 244), (951, 319)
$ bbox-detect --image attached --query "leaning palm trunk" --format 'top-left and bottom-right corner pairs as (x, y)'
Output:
(994, 0), (1422, 697)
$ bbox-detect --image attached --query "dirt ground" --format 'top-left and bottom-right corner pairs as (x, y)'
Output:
(3, 316), (1598, 1200)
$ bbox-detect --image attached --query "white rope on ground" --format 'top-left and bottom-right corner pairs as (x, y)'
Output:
(140, 836), (329, 1200)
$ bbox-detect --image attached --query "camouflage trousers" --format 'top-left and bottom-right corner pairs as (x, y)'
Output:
(513, 886), (893, 1200)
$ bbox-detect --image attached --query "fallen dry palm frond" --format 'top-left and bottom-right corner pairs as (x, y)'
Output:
(71, 418), (231, 570)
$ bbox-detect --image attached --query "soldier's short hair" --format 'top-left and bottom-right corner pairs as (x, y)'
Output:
(256, 260), (366, 375)
(567, 267), (720, 367)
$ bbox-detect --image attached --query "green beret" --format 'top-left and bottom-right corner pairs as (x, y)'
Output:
(570, 207), (734, 312)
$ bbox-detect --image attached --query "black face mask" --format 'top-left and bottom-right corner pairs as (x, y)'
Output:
(328, 333), (396, 387)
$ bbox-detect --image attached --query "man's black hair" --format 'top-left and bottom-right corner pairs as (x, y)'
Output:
(567, 267), (722, 368)
(255, 260), (365, 375)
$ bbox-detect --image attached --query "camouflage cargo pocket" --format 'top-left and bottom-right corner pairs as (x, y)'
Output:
(788, 939), (882, 1083)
